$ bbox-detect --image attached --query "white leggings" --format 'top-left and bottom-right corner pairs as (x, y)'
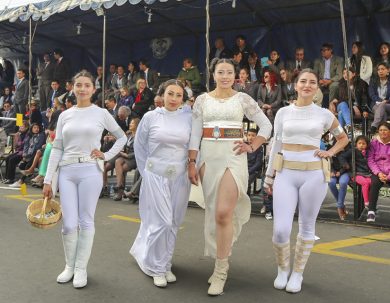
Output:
(272, 150), (328, 244)
(58, 163), (103, 234)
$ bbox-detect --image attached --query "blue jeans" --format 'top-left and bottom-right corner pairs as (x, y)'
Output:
(337, 102), (351, 127)
(328, 173), (350, 208)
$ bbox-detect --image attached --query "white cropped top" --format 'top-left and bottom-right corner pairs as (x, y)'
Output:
(276, 103), (334, 147)
(265, 102), (336, 177)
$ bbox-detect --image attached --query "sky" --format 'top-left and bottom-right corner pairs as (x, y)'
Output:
(0, 0), (47, 10)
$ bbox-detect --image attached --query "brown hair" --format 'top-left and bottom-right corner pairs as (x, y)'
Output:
(72, 70), (95, 87)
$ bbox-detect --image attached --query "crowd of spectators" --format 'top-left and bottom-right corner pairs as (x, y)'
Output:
(0, 36), (388, 218)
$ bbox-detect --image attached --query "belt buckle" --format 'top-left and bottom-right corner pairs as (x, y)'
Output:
(212, 126), (221, 139)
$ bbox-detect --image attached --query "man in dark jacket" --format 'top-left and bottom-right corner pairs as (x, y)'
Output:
(247, 129), (263, 194)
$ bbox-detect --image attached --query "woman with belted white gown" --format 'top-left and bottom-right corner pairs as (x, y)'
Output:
(130, 79), (192, 288)
(188, 58), (272, 295)
(42, 70), (127, 288)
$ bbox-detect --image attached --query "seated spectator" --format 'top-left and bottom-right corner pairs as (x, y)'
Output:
(266, 50), (285, 76)
(366, 122), (390, 222)
(131, 78), (153, 119)
(1, 101), (17, 135)
(127, 61), (140, 93)
(232, 50), (243, 77)
(339, 135), (372, 209)
(210, 37), (232, 60)
(112, 65), (128, 93)
(0, 87), (13, 109)
(280, 68), (296, 105)
(28, 100), (43, 127)
(246, 128), (263, 195)
(329, 67), (370, 134)
(3, 121), (29, 184)
(65, 96), (76, 109)
(349, 41), (373, 86)
(374, 42), (390, 66)
(8, 122), (45, 188)
(177, 58), (202, 92)
(247, 51), (263, 83)
(149, 94), (164, 111)
(116, 106), (131, 132)
(105, 63), (117, 91)
(124, 168), (141, 202)
(139, 59), (159, 92)
(47, 79), (65, 109)
(105, 95), (119, 117)
(232, 34), (252, 68)
(91, 65), (104, 104)
(118, 87), (134, 107)
(286, 47), (311, 78)
(112, 118), (140, 201)
(328, 144), (351, 220)
(369, 62), (390, 134)
(313, 43), (343, 107)
(30, 129), (56, 188)
(233, 68), (258, 99)
(256, 70), (282, 123)
(59, 80), (74, 103)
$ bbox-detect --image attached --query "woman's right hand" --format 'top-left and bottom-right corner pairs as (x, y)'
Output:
(188, 163), (199, 186)
(42, 183), (53, 199)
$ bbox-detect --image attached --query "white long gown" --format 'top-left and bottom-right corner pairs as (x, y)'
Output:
(130, 106), (192, 277)
(189, 92), (272, 257)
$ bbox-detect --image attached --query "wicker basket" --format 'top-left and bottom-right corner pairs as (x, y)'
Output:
(26, 197), (62, 229)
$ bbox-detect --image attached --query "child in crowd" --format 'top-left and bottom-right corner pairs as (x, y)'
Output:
(340, 135), (372, 208)
(328, 143), (351, 220)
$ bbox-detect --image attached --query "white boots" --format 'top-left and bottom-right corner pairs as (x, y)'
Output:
(286, 236), (314, 293)
(57, 229), (95, 289)
(273, 242), (290, 290)
(73, 230), (95, 288)
(57, 232), (78, 283)
(208, 258), (229, 296)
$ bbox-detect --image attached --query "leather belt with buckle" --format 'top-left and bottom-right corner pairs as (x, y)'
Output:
(203, 126), (243, 139)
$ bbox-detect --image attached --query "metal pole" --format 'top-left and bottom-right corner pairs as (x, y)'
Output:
(339, 0), (358, 219)
(28, 18), (32, 107)
(102, 13), (106, 108)
(205, 0), (210, 92)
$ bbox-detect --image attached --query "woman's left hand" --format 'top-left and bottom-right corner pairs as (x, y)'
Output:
(91, 149), (105, 160)
(233, 141), (252, 155)
(314, 149), (333, 158)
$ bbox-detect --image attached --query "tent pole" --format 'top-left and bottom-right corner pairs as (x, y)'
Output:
(339, 0), (358, 219)
(28, 17), (32, 107)
(205, 0), (210, 92)
(102, 12), (106, 108)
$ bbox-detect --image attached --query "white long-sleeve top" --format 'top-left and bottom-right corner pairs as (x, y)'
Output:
(44, 104), (127, 184)
(189, 92), (272, 151)
(134, 106), (192, 178)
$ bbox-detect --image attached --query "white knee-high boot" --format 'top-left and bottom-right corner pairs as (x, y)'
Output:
(286, 236), (315, 293)
(57, 231), (78, 283)
(207, 258), (229, 296)
(273, 241), (290, 290)
(73, 229), (95, 288)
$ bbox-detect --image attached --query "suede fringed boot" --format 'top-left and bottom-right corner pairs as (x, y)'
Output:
(286, 236), (315, 293)
(273, 241), (290, 290)
(207, 258), (229, 296)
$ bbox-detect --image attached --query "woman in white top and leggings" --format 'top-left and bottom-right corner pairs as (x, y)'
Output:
(264, 69), (348, 293)
(43, 70), (127, 288)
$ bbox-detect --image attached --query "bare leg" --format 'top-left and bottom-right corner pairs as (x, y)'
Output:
(115, 158), (126, 187)
(25, 150), (42, 174)
(103, 162), (113, 187)
(215, 169), (238, 259)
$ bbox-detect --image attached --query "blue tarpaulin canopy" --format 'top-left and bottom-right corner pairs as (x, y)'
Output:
(0, 0), (389, 75)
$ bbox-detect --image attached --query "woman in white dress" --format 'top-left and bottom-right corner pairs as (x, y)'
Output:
(188, 58), (272, 295)
(130, 79), (192, 288)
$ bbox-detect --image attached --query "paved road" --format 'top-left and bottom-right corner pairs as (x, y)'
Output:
(1, 185), (390, 303)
